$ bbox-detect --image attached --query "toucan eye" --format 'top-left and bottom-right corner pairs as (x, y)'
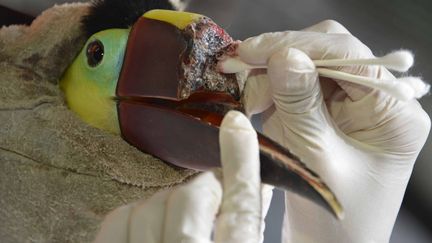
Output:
(86, 40), (104, 67)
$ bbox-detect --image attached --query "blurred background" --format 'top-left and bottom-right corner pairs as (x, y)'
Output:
(1, 0), (431, 242)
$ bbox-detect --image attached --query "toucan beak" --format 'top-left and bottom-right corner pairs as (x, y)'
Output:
(116, 10), (343, 219)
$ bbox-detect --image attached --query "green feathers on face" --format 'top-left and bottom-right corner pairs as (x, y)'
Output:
(61, 29), (129, 134)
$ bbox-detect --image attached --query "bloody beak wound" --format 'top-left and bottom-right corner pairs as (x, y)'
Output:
(116, 10), (344, 219)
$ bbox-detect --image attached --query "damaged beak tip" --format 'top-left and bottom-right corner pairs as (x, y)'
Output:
(142, 9), (204, 30)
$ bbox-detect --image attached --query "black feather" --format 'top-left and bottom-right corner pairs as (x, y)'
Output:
(82, 0), (174, 37)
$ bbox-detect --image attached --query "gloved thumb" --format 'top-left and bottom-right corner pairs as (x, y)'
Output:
(267, 47), (321, 114)
(260, 47), (340, 163)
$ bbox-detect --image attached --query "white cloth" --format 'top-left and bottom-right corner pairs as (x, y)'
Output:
(239, 20), (431, 242)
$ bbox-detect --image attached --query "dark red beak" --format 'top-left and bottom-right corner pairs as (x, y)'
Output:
(116, 15), (343, 219)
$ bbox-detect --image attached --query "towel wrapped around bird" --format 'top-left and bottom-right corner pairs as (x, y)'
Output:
(0, 2), (196, 242)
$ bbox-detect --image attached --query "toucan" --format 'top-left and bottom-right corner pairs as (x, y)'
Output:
(60, 0), (343, 219)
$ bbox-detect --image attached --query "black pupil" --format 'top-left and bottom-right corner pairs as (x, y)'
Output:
(86, 40), (104, 67)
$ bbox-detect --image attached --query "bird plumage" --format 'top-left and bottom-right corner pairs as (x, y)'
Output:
(82, 0), (174, 37)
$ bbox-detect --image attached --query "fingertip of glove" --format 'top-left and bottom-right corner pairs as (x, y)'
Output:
(269, 47), (315, 73)
(267, 48), (318, 94)
(220, 111), (255, 133)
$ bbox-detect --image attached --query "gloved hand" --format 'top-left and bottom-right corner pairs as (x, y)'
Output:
(93, 111), (273, 243)
(235, 20), (431, 242)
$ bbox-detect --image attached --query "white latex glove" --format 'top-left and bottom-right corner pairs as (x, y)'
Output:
(93, 111), (273, 243)
(235, 20), (431, 243)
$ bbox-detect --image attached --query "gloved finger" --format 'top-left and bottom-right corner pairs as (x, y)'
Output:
(128, 190), (171, 243)
(331, 93), (431, 155)
(299, 20), (373, 101)
(299, 21), (428, 139)
(237, 31), (372, 66)
(267, 47), (321, 113)
(94, 190), (172, 243)
(163, 171), (222, 243)
(243, 45), (323, 117)
(93, 204), (133, 243)
(258, 184), (274, 243)
(215, 111), (262, 243)
(301, 19), (350, 34)
(242, 71), (273, 117)
(262, 47), (341, 167)
(241, 19), (352, 116)
(236, 30), (376, 101)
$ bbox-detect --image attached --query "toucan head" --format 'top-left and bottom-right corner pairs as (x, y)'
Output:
(61, 5), (239, 133)
(60, 0), (343, 219)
